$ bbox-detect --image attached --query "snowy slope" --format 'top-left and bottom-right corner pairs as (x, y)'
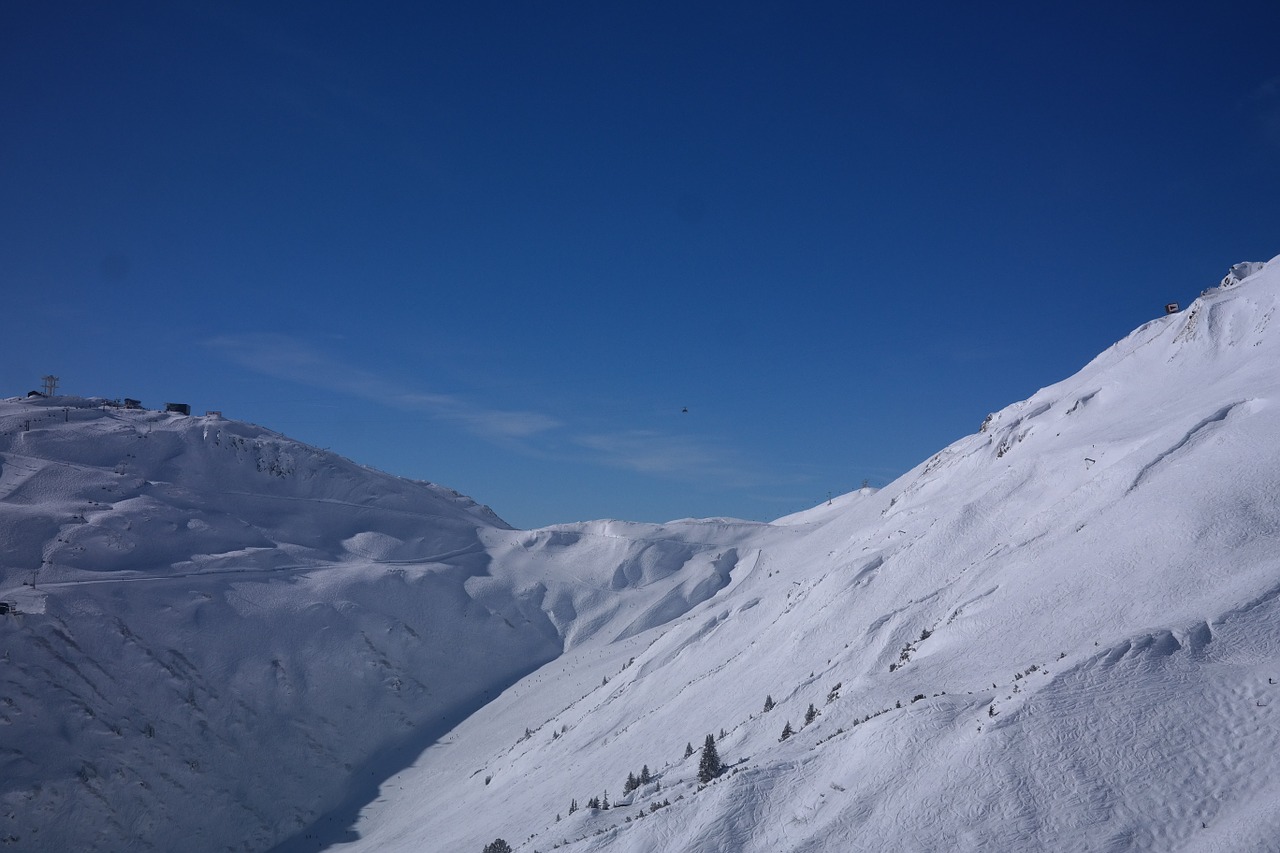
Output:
(0, 402), (505, 586)
(0, 403), (765, 851)
(3, 257), (1280, 852)
(0, 403), (561, 851)
(343, 258), (1280, 853)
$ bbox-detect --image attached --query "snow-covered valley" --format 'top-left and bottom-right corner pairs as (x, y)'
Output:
(3, 259), (1280, 852)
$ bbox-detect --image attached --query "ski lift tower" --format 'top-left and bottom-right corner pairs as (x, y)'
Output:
(41, 375), (59, 396)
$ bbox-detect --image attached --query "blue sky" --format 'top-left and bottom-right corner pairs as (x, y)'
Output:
(4, 1), (1279, 528)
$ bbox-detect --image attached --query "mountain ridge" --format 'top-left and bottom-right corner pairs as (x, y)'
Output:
(2, 256), (1279, 852)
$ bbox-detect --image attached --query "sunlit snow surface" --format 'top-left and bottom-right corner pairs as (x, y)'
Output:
(3, 258), (1280, 852)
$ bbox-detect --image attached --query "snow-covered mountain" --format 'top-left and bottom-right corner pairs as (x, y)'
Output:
(3, 258), (1280, 852)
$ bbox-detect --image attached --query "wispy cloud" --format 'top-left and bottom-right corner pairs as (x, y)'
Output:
(205, 333), (559, 440)
(207, 332), (778, 490)
(573, 429), (767, 489)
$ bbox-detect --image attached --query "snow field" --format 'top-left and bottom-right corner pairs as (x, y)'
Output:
(2, 257), (1279, 851)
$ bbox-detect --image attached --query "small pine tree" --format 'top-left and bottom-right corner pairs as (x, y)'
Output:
(698, 733), (722, 783)
(763, 695), (775, 712)
(640, 765), (652, 785)
(804, 703), (818, 725)
(624, 771), (638, 794)
(601, 790), (610, 809)
(569, 798), (578, 814)
(483, 840), (513, 853)
(587, 796), (600, 809)
(780, 721), (793, 741)
(684, 742), (694, 758)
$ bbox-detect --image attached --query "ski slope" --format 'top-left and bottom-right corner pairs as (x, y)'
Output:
(2, 258), (1279, 852)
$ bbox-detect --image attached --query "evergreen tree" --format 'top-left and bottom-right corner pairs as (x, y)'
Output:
(569, 798), (578, 814)
(640, 765), (652, 785)
(780, 721), (793, 741)
(805, 703), (818, 725)
(483, 841), (512, 853)
(763, 695), (775, 712)
(698, 733), (723, 783)
(684, 742), (694, 758)
(601, 790), (610, 809)
(624, 771), (639, 794)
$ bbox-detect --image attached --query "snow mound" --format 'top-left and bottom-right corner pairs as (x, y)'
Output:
(1220, 259), (1269, 288)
